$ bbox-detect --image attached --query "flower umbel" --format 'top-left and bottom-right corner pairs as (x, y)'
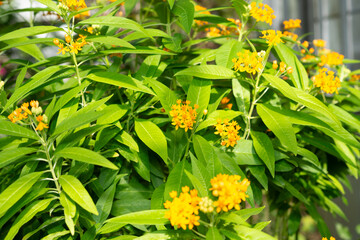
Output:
(312, 68), (341, 94)
(170, 100), (198, 132)
(319, 51), (344, 66)
(249, 2), (276, 26)
(322, 237), (335, 240)
(35, 115), (49, 131)
(214, 119), (241, 147)
(260, 30), (284, 46)
(232, 50), (264, 75)
(283, 19), (301, 30)
(210, 174), (250, 213)
(164, 187), (201, 230)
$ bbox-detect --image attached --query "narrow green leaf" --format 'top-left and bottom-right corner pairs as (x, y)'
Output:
(4, 37), (44, 60)
(206, 227), (223, 240)
(0, 172), (43, 217)
(4, 198), (53, 240)
(251, 131), (275, 177)
(190, 153), (211, 196)
(164, 160), (192, 201)
(59, 175), (98, 215)
(0, 26), (62, 41)
(187, 78), (211, 119)
(175, 65), (235, 79)
(2, 65), (64, 113)
(35, 0), (61, 14)
(257, 104), (297, 154)
(185, 170), (208, 197)
(216, 40), (243, 68)
(60, 192), (76, 235)
(105, 210), (168, 225)
(167, 0), (175, 9)
(232, 78), (250, 118)
(0, 120), (38, 140)
(231, 139), (264, 165)
(115, 131), (139, 152)
(22, 217), (64, 240)
(41, 231), (70, 240)
(87, 36), (135, 49)
(93, 180), (118, 224)
(135, 120), (168, 164)
(149, 79), (177, 114)
(55, 147), (118, 170)
(329, 104), (360, 132)
(87, 72), (153, 95)
(15, 66), (27, 90)
(0, 147), (37, 169)
(97, 104), (128, 125)
(136, 55), (161, 80)
(248, 165), (268, 190)
(173, 0), (194, 33)
(284, 179), (308, 204)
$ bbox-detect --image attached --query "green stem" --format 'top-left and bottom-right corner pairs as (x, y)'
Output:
(72, 52), (86, 107)
(243, 74), (261, 140)
(191, 229), (206, 239)
(126, 93), (135, 132)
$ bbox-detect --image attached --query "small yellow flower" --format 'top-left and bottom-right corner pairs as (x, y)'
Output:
(210, 174), (250, 213)
(35, 115), (49, 131)
(260, 30), (284, 46)
(313, 39), (326, 48)
(194, 5), (210, 26)
(319, 51), (344, 66)
(283, 19), (301, 30)
(199, 197), (214, 213)
(283, 31), (298, 41)
(57, 43), (70, 55)
(170, 100), (198, 132)
(232, 50), (264, 75)
(164, 187), (201, 230)
(312, 68), (341, 94)
(249, 2), (276, 26)
(214, 119), (241, 147)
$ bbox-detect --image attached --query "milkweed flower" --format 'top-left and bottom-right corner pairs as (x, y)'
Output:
(283, 19), (301, 30)
(194, 5), (210, 26)
(210, 174), (250, 213)
(312, 68), (341, 94)
(322, 237), (335, 240)
(214, 119), (241, 147)
(35, 115), (49, 131)
(199, 197), (214, 213)
(313, 39), (326, 48)
(260, 30), (284, 46)
(164, 187), (201, 230)
(283, 31), (298, 41)
(319, 51), (344, 66)
(170, 100), (198, 132)
(232, 50), (264, 75)
(249, 2), (276, 26)
(57, 43), (70, 55)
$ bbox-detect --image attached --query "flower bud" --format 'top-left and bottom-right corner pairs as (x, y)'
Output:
(32, 106), (43, 115)
(0, 81), (4, 89)
(203, 109), (208, 115)
(65, 34), (71, 43)
(53, 38), (60, 45)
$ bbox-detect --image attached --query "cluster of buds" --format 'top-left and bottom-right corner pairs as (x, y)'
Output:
(8, 100), (49, 131)
(272, 60), (293, 74)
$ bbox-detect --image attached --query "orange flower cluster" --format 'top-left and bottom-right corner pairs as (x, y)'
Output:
(214, 119), (241, 147)
(350, 74), (360, 82)
(260, 30), (284, 46)
(249, 2), (276, 26)
(283, 31), (298, 41)
(194, 5), (211, 26)
(312, 68), (341, 94)
(8, 102), (32, 123)
(35, 115), (49, 131)
(322, 237), (335, 240)
(320, 51), (344, 66)
(272, 61), (293, 74)
(170, 100), (198, 132)
(313, 39), (326, 48)
(164, 186), (201, 230)
(210, 174), (250, 213)
(220, 97), (233, 110)
(232, 50), (264, 75)
(283, 19), (301, 30)
(55, 34), (87, 55)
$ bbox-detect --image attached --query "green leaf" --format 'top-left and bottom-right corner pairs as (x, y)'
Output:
(185, 170), (208, 197)
(0, 172), (43, 217)
(0, 26), (62, 42)
(87, 72), (153, 95)
(283, 179), (308, 204)
(306, 203), (330, 236)
(14, 66), (27, 90)
(91, 0), (124, 18)
(87, 36), (135, 49)
(232, 78), (250, 118)
(248, 165), (268, 190)
(41, 231), (70, 240)
(59, 175), (98, 215)
(167, 0), (175, 9)
(173, 0), (194, 33)
(0, 120), (38, 140)
(97, 104), (128, 125)
(22, 217), (64, 240)
(135, 120), (168, 164)
(135, 55), (161, 80)
(149, 79), (177, 114)
(133, 145), (151, 182)
(0, 147), (37, 169)
(4, 198), (53, 240)
(263, 73), (341, 127)
(151, 184), (165, 210)
(78, 16), (150, 38)
(115, 130), (139, 152)
(207, 88), (231, 114)
(35, 0), (61, 14)
(190, 153), (211, 196)
(104, 210), (168, 227)
(329, 104), (360, 132)
(257, 104), (297, 154)
(164, 160), (192, 201)
(93, 180), (118, 224)
(227, 225), (277, 240)
(2, 65), (64, 113)
(101, 46), (175, 55)
(187, 78), (211, 119)
(206, 227), (223, 240)
(251, 131), (275, 177)
(4, 37), (44, 60)
(59, 192), (76, 235)
(216, 40), (243, 69)
(175, 65), (235, 79)
(231, 139), (263, 165)
(55, 147), (118, 169)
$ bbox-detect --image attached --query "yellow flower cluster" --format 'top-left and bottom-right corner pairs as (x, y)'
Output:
(260, 30), (284, 46)
(313, 39), (326, 48)
(272, 61), (293, 74)
(60, 0), (89, 18)
(55, 34), (87, 55)
(249, 2), (276, 26)
(283, 31), (298, 41)
(232, 50), (264, 75)
(170, 100), (198, 132)
(210, 174), (250, 213)
(199, 197), (214, 213)
(283, 19), (301, 30)
(320, 51), (344, 66)
(8, 100), (49, 131)
(322, 237), (335, 240)
(164, 187), (201, 230)
(350, 74), (360, 82)
(214, 119), (241, 147)
(194, 5), (210, 26)
(312, 68), (341, 94)
(205, 18), (241, 37)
